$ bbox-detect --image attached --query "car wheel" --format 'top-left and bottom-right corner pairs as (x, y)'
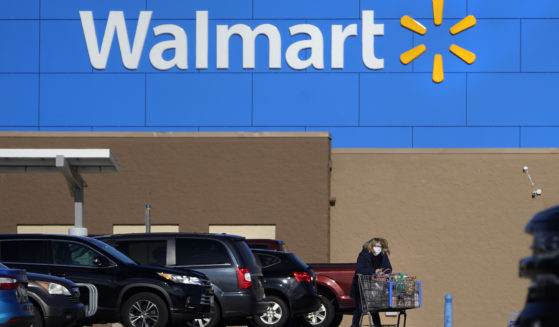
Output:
(303, 297), (335, 327)
(121, 292), (169, 327)
(32, 303), (44, 327)
(255, 295), (289, 327)
(187, 301), (221, 327)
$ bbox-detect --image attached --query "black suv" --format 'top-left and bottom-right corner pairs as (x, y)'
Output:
(0, 234), (213, 327)
(251, 249), (321, 327)
(96, 233), (268, 327)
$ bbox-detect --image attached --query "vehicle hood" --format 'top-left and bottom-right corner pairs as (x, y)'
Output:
(26, 272), (78, 288)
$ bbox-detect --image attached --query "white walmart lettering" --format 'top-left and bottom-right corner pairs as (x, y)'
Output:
(79, 10), (384, 71)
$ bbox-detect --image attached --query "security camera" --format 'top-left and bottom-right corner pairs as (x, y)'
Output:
(523, 166), (529, 173)
(532, 189), (543, 198)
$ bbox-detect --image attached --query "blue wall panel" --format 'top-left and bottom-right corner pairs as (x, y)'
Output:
(414, 127), (519, 147)
(522, 20), (559, 72)
(522, 128), (559, 147)
(40, 20), (93, 73)
(39, 126), (93, 131)
(146, 73), (252, 126)
(360, 73), (466, 126)
(361, 0), (466, 19)
(254, 0), (359, 19)
(0, 74), (38, 126)
(200, 127), (305, 132)
(307, 127), (412, 147)
(149, 0), (252, 19)
(0, 0), (38, 19)
(1, 0), (558, 147)
(93, 126), (199, 132)
(468, 73), (559, 126)
(253, 73), (358, 126)
(40, 74), (145, 126)
(0, 21), (38, 73)
(41, 0), (145, 19)
(0, 127), (39, 131)
(469, 0), (559, 19)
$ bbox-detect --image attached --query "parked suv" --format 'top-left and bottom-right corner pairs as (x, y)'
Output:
(0, 234), (213, 327)
(246, 239), (355, 327)
(96, 233), (268, 327)
(250, 249), (321, 327)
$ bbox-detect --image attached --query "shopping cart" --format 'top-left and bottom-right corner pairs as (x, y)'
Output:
(357, 274), (422, 327)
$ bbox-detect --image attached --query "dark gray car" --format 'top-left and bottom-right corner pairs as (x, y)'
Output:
(26, 272), (84, 327)
(96, 233), (268, 327)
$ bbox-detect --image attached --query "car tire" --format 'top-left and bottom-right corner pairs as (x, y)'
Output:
(121, 292), (169, 327)
(32, 303), (44, 327)
(303, 297), (335, 327)
(254, 295), (290, 327)
(187, 301), (222, 327)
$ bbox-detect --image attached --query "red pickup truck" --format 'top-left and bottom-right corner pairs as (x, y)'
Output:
(246, 239), (356, 327)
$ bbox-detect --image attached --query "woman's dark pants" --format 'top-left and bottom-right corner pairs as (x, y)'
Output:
(352, 294), (381, 326)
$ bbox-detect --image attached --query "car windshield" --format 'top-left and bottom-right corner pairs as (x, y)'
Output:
(87, 238), (137, 265)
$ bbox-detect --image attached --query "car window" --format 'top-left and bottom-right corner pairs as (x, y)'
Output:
(88, 238), (136, 265)
(52, 241), (101, 267)
(176, 238), (232, 266)
(289, 254), (309, 269)
(0, 240), (50, 264)
(257, 253), (281, 268)
(113, 240), (167, 266)
(248, 244), (269, 250)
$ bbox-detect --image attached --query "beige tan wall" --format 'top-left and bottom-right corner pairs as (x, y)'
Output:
(2, 133), (555, 327)
(0, 132), (331, 262)
(330, 149), (559, 327)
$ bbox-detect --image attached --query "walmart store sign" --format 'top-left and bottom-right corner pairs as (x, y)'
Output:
(79, 10), (385, 71)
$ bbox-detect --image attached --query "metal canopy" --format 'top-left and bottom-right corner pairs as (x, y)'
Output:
(0, 149), (119, 173)
(0, 149), (120, 236)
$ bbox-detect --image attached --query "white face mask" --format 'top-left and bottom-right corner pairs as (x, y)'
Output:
(373, 246), (382, 255)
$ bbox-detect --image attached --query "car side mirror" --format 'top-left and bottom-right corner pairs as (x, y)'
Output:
(93, 256), (111, 268)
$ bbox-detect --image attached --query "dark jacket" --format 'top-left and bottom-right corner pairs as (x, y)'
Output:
(349, 248), (392, 299)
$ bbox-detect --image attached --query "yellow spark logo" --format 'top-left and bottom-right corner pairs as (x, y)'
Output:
(400, 0), (476, 83)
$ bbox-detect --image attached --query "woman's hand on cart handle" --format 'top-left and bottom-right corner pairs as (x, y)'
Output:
(376, 268), (392, 274)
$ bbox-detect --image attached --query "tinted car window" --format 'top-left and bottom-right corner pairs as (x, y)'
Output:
(248, 244), (269, 250)
(234, 240), (262, 275)
(52, 241), (100, 267)
(89, 238), (136, 265)
(257, 254), (281, 268)
(176, 238), (232, 266)
(0, 240), (50, 264)
(288, 253), (310, 270)
(114, 240), (167, 266)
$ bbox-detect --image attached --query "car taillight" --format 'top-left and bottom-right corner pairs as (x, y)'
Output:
(236, 268), (252, 289)
(293, 272), (311, 282)
(0, 277), (20, 290)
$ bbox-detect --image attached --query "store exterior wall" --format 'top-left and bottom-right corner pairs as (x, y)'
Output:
(0, 132), (332, 262)
(1, 1), (559, 148)
(330, 149), (559, 327)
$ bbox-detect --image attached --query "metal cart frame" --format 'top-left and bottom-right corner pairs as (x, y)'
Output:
(357, 274), (422, 327)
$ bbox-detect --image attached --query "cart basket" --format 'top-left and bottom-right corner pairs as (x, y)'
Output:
(357, 274), (422, 311)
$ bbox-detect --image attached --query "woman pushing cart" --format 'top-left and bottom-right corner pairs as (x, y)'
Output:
(350, 237), (421, 327)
